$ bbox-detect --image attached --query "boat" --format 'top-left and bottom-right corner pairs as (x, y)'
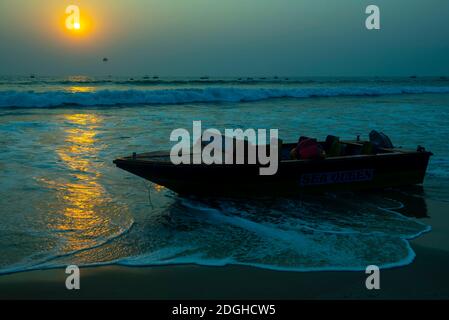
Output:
(113, 135), (432, 197)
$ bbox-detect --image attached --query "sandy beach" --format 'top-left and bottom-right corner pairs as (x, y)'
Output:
(1, 199), (448, 300)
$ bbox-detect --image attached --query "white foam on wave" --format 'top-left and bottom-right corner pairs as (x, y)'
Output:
(1, 86), (449, 108)
(113, 197), (430, 272)
(0, 219), (135, 276)
(0, 193), (432, 275)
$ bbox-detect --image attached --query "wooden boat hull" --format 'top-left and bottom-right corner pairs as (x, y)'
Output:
(113, 149), (432, 197)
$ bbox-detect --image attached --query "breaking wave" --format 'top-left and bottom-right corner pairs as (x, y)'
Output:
(1, 86), (449, 108)
(1, 192), (429, 274)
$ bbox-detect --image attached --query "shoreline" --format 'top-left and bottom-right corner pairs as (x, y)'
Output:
(1, 198), (448, 300)
(0, 243), (448, 300)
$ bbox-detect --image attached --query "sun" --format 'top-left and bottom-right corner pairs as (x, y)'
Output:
(64, 5), (91, 34)
(61, 7), (94, 37)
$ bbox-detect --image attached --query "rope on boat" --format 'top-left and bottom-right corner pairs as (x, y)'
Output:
(142, 179), (154, 209)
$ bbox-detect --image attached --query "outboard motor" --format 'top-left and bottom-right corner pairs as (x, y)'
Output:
(369, 130), (394, 149)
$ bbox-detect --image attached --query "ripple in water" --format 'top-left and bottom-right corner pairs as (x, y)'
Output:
(28, 189), (430, 273)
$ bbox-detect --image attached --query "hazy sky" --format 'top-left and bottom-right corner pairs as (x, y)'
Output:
(0, 0), (448, 76)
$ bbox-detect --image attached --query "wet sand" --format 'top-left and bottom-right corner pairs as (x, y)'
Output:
(1, 199), (448, 300)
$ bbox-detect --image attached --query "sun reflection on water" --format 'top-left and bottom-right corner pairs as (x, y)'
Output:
(68, 86), (95, 93)
(55, 114), (107, 250)
(36, 113), (127, 253)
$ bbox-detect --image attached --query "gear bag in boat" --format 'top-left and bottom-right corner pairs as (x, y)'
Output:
(297, 137), (324, 160)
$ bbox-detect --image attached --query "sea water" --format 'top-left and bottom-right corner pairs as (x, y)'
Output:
(0, 76), (448, 274)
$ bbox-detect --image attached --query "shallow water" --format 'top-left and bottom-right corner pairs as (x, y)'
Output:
(0, 76), (448, 273)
